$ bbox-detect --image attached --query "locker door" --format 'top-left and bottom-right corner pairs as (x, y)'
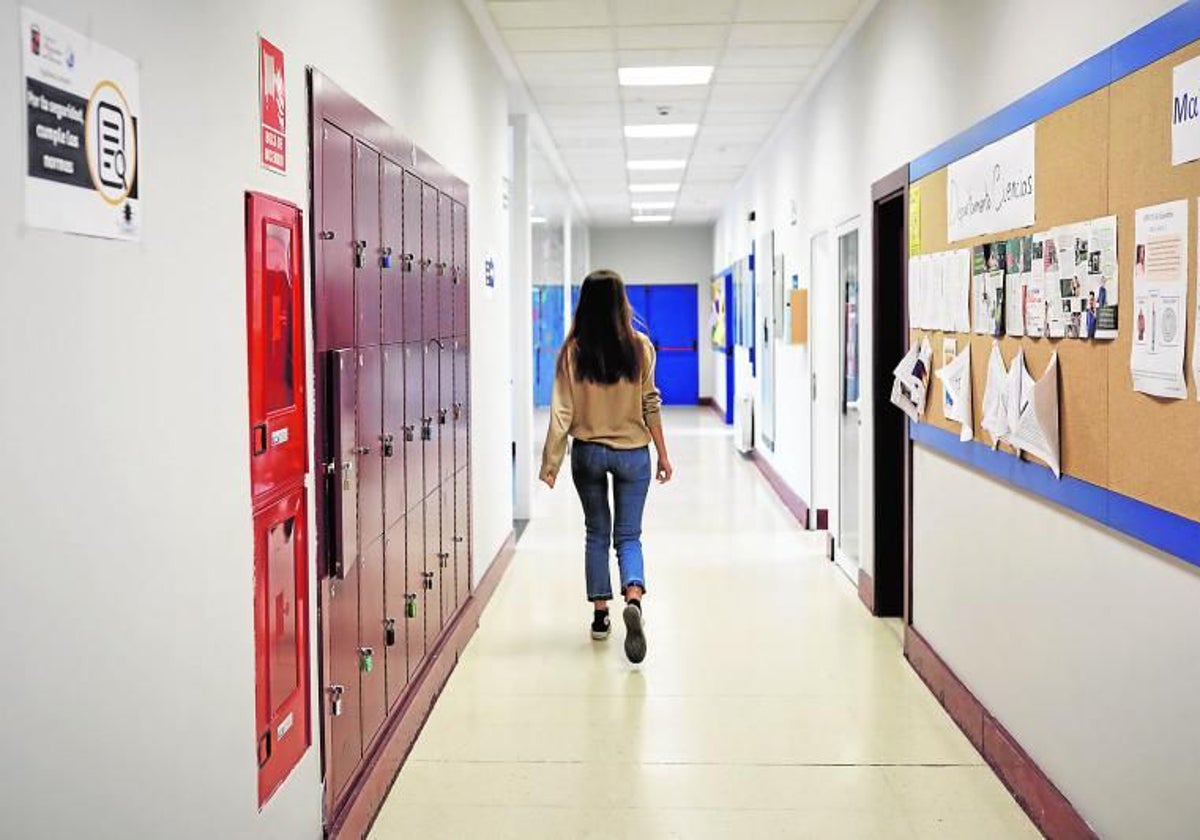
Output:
(327, 349), (357, 579)
(317, 122), (354, 351)
(354, 142), (382, 347)
(422, 344), (440, 499)
(383, 514), (409, 708)
(381, 345), (406, 532)
(405, 508), (426, 675)
(438, 194), (454, 338)
(325, 567), (362, 801)
(356, 346), (384, 548)
(439, 482), (455, 616)
(402, 342), (424, 517)
(380, 160), (404, 344)
(452, 201), (468, 337)
(400, 172), (423, 341)
(453, 339), (468, 476)
(423, 492), (444, 645)
(358, 537), (387, 748)
(420, 183), (440, 340)
(454, 469), (470, 607)
(439, 344), (454, 483)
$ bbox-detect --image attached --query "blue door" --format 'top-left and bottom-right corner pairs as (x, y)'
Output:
(533, 285), (564, 407)
(642, 284), (699, 405)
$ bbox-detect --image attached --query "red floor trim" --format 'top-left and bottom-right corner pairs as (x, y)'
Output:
(748, 449), (810, 527)
(698, 397), (724, 421)
(857, 567), (876, 614)
(328, 532), (519, 840)
(904, 627), (1098, 840)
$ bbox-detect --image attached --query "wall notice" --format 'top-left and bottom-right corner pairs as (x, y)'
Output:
(946, 124), (1035, 243)
(259, 36), (286, 174)
(1130, 201), (1188, 399)
(22, 7), (140, 240)
(908, 186), (922, 256)
(1172, 55), (1200, 166)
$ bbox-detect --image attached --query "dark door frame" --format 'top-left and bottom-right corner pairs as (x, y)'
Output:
(869, 164), (912, 622)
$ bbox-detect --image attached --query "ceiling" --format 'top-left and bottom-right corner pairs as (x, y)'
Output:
(485, 0), (863, 226)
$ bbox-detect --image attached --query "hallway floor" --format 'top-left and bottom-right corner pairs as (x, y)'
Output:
(370, 409), (1040, 839)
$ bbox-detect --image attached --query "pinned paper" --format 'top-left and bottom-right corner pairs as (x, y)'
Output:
(936, 343), (973, 442)
(1009, 353), (1062, 478)
(981, 343), (1009, 448)
(890, 336), (934, 422)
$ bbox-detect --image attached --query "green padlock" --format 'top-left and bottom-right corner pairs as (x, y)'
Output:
(359, 647), (374, 674)
(405, 595), (418, 619)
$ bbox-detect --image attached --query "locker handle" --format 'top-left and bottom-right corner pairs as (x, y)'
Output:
(252, 423), (268, 456)
(419, 258), (433, 270)
(403, 424), (415, 442)
(422, 571), (435, 590)
(453, 536), (464, 544)
(257, 731), (272, 768)
(318, 230), (335, 240)
(354, 445), (372, 456)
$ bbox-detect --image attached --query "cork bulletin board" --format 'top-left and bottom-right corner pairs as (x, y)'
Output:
(906, 11), (1200, 556)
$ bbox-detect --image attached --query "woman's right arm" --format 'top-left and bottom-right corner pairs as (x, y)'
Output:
(641, 338), (672, 483)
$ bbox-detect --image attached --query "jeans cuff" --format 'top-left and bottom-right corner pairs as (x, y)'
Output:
(621, 581), (646, 595)
(588, 593), (614, 602)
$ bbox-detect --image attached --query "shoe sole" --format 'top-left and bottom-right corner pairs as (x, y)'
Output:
(623, 604), (646, 664)
(591, 628), (610, 641)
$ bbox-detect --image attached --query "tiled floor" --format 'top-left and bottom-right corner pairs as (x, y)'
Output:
(370, 408), (1040, 839)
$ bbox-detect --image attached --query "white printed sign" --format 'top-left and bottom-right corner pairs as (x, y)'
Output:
(946, 125), (1035, 243)
(1172, 55), (1200, 166)
(22, 7), (141, 240)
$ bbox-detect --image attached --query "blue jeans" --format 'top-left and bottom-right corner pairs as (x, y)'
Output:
(570, 441), (651, 602)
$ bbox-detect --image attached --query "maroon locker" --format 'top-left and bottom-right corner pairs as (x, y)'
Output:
(402, 342), (424, 516)
(401, 172), (424, 341)
(317, 122), (355, 351)
(404, 509), (426, 676)
(439, 482), (455, 616)
(420, 183), (440, 340)
(357, 346), (384, 547)
(454, 469), (470, 607)
(452, 200), (468, 337)
(422, 492), (444, 645)
(381, 345), (406, 531)
(353, 142), (382, 347)
(452, 338), (468, 477)
(422, 343), (441, 499)
(380, 160), (404, 345)
(358, 537), (387, 748)
(437, 194), (454, 338)
(325, 565), (362, 801)
(439, 344), (454, 483)
(328, 349), (358, 579)
(383, 516), (409, 708)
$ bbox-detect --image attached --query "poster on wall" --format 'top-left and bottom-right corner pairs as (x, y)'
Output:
(1130, 201), (1188, 399)
(259, 35), (286, 174)
(710, 276), (726, 350)
(1172, 54), (1200, 166)
(22, 6), (141, 240)
(947, 124), (1036, 243)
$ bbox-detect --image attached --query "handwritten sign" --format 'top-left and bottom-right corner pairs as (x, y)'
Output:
(946, 125), (1035, 243)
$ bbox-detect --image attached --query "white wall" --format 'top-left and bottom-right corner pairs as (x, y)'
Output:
(0, 1), (511, 837)
(590, 225), (715, 398)
(713, 1), (1194, 837)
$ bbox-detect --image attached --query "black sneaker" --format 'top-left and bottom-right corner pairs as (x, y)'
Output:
(622, 601), (646, 664)
(591, 609), (610, 641)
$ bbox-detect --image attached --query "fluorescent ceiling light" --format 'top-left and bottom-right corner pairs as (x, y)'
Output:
(629, 183), (680, 193)
(624, 123), (697, 139)
(627, 160), (686, 171)
(531, 216), (547, 224)
(619, 66), (714, 87)
(632, 201), (675, 211)
(632, 215), (672, 223)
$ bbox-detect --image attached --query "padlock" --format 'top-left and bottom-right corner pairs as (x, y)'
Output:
(438, 408), (448, 426)
(421, 418), (433, 441)
(382, 433), (395, 458)
(403, 424), (415, 443)
(422, 571), (434, 590)
(329, 685), (345, 717)
(359, 647), (374, 674)
(342, 461), (353, 491)
(381, 247), (393, 269)
(354, 240), (367, 269)
(385, 618), (397, 647)
(405, 594), (418, 619)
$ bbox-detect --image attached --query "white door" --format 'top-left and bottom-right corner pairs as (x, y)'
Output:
(835, 222), (862, 583)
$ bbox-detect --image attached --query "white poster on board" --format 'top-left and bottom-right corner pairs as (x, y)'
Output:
(947, 124), (1036, 243)
(1130, 201), (1187, 399)
(1172, 54), (1200, 166)
(22, 7), (141, 240)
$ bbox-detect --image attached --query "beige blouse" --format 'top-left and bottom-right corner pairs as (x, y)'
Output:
(540, 333), (663, 477)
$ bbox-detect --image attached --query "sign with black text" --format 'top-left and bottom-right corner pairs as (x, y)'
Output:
(22, 7), (141, 240)
(1172, 54), (1200, 166)
(946, 125), (1035, 243)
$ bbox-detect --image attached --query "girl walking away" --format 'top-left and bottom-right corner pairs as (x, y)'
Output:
(540, 269), (673, 664)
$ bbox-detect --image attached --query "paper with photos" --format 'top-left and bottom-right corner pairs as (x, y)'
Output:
(1026, 233), (1047, 337)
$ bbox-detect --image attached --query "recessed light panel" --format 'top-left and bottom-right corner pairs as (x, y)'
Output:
(627, 160), (687, 171)
(618, 66), (714, 86)
(632, 214), (672, 223)
(629, 183), (681, 193)
(632, 201), (675, 211)
(624, 123), (698, 139)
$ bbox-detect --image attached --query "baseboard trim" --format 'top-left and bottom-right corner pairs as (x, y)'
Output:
(328, 532), (519, 840)
(857, 567), (875, 614)
(904, 627), (1098, 840)
(748, 449), (810, 527)
(698, 397), (725, 422)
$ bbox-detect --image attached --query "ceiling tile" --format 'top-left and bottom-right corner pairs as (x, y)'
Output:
(615, 24), (728, 50)
(722, 46), (825, 66)
(706, 82), (795, 111)
(683, 164), (746, 182)
(714, 66), (812, 84)
(533, 85), (620, 105)
(621, 100), (705, 122)
(727, 22), (843, 48)
(488, 0), (611, 29)
(617, 48), (721, 67)
(515, 51), (616, 75)
(502, 27), (613, 52)
(620, 85), (710, 104)
(734, 0), (860, 23)
(612, 0), (737, 26)
(524, 69), (620, 87)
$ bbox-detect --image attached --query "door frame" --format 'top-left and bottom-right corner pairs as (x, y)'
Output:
(869, 164), (912, 622)
(833, 216), (861, 585)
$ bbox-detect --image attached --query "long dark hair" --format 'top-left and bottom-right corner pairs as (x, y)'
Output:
(562, 269), (642, 384)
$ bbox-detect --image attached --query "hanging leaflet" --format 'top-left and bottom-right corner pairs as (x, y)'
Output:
(947, 124), (1036, 242)
(890, 336), (933, 422)
(1131, 201), (1188, 399)
(1009, 353), (1061, 479)
(936, 340), (973, 442)
(22, 7), (141, 240)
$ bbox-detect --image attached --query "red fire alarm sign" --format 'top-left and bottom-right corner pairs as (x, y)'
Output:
(259, 36), (286, 174)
